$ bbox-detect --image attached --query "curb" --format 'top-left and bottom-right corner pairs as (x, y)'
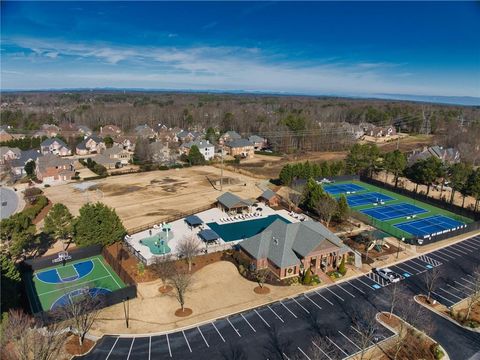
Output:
(376, 311), (450, 360)
(414, 295), (480, 334)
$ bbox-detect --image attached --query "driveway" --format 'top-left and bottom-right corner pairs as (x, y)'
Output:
(77, 235), (480, 360)
(0, 187), (19, 219)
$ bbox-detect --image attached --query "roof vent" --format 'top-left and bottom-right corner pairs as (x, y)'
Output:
(273, 237), (279, 245)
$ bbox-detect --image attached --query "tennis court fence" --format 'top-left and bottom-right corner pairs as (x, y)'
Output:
(412, 220), (480, 245)
(359, 175), (480, 221)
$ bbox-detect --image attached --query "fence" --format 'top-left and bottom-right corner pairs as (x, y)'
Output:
(413, 220), (480, 245)
(22, 244), (137, 322)
(102, 245), (137, 286)
(126, 203), (216, 235)
(359, 175), (480, 221)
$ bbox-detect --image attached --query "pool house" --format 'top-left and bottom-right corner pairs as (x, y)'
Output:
(216, 192), (255, 214)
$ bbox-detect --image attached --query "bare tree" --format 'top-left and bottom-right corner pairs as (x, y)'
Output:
(57, 289), (103, 346)
(351, 309), (378, 360)
(176, 235), (202, 272)
(2, 309), (67, 360)
(309, 336), (338, 360)
(424, 267), (442, 302)
(220, 343), (248, 360)
(262, 325), (292, 360)
(254, 268), (269, 289)
(387, 282), (401, 318)
(169, 268), (193, 313)
(315, 196), (338, 228)
(465, 266), (480, 321)
(287, 185), (304, 211)
(151, 255), (176, 291)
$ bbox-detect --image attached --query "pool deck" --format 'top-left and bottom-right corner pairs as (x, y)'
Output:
(126, 204), (303, 265)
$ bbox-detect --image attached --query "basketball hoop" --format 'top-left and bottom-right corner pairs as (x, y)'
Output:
(52, 251), (72, 263)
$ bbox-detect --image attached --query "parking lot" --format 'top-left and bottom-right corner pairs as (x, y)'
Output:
(78, 235), (480, 360)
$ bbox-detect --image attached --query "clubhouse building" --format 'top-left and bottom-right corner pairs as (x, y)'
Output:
(240, 219), (360, 279)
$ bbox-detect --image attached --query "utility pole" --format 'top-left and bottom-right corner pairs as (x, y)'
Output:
(219, 138), (224, 191)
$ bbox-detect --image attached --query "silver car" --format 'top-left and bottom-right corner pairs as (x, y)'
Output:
(375, 268), (401, 283)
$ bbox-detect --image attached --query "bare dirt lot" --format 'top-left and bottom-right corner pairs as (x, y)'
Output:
(43, 166), (262, 230)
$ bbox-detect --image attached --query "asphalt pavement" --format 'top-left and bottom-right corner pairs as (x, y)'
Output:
(77, 234), (480, 360)
(0, 187), (19, 219)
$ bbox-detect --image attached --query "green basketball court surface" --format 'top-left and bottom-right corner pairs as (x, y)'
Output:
(25, 254), (125, 313)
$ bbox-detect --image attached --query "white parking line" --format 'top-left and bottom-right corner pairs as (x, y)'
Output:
(367, 273), (388, 286)
(254, 309), (271, 328)
(418, 255), (441, 266)
(197, 327), (209, 347)
(297, 346), (312, 360)
(400, 262), (423, 274)
(126, 338), (135, 360)
(336, 284), (355, 298)
(454, 280), (473, 291)
(315, 290), (335, 306)
(441, 248), (462, 257)
(182, 331), (192, 353)
(268, 305), (285, 322)
(431, 291), (455, 305)
(148, 337), (151, 360)
(410, 258), (432, 269)
(326, 336), (349, 357)
(241, 313), (257, 331)
(212, 322), (226, 343)
(105, 337), (119, 360)
(227, 318), (241, 337)
(355, 277), (377, 290)
(461, 277), (477, 286)
(467, 238), (480, 246)
(426, 252), (450, 262)
(454, 243), (475, 252)
(166, 334), (172, 358)
(312, 341), (333, 360)
(326, 287), (345, 302)
(439, 288), (464, 301)
(345, 281), (366, 294)
(304, 293), (323, 310)
(446, 283), (468, 297)
(282, 352), (291, 360)
(280, 301), (298, 318)
(338, 330), (361, 350)
(292, 297), (310, 313)
(435, 250), (456, 260)
(448, 246), (469, 255)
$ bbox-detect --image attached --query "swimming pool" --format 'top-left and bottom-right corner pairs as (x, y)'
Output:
(207, 214), (290, 242)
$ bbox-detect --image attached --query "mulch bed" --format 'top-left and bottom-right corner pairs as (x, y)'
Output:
(65, 334), (95, 356)
(254, 286), (270, 294)
(175, 308), (193, 317)
(32, 200), (53, 224)
(158, 285), (173, 294)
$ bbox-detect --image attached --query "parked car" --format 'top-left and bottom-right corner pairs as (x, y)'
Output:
(374, 268), (401, 283)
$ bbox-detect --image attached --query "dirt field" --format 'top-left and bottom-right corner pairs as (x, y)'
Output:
(377, 134), (435, 153)
(43, 166), (262, 230)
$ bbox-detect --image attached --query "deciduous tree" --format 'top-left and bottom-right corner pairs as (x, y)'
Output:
(176, 235), (202, 272)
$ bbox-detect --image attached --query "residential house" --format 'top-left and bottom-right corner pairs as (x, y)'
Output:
(240, 219), (357, 279)
(113, 135), (136, 152)
(408, 145), (460, 166)
(216, 192), (254, 214)
(40, 138), (71, 156)
(248, 135), (267, 151)
(0, 146), (21, 165)
(59, 123), (81, 138)
(76, 135), (105, 155)
(100, 124), (123, 137)
(100, 146), (132, 165)
(135, 124), (156, 139)
(149, 141), (175, 164)
(220, 130), (241, 143)
(177, 130), (203, 144)
(35, 154), (75, 184)
(367, 125), (396, 138)
(257, 189), (281, 207)
(224, 138), (255, 158)
(40, 124), (60, 138)
(11, 150), (41, 177)
(0, 128), (14, 142)
(180, 140), (215, 161)
(77, 125), (93, 137)
(156, 129), (178, 144)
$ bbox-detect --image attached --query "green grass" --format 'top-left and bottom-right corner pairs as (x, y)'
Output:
(25, 255), (125, 313)
(326, 180), (472, 240)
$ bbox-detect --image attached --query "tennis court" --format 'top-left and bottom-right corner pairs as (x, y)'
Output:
(360, 203), (428, 221)
(26, 254), (125, 313)
(346, 192), (395, 207)
(394, 215), (466, 238)
(323, 183), (365, 195)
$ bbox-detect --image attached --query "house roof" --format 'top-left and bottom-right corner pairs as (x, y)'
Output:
(198, 229), (220, 242)
(240, 219), (350, 268)
(37, 154), (74, 172)
(248, 135), (265, 143)
(226, 139), (253, 148)
(217, 192), (254, 209)
(11, 150), (41, 167)
(259, 189), (277, 200)
(102, 146), (125, 156)
(185, 215), (203, 227)
(222, 131), (241, 140)
(0, 146), (21, 157)
(41, 137), (68, 148)
(93, 154), (118, 167)
(182, 140), (213, 150)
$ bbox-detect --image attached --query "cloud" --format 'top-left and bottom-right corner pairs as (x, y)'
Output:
(202, 21), (218, 30)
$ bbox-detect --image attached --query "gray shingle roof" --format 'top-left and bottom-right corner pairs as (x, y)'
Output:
(223, 131), (241, 140)
(0, 146), (21, 157)
(41, 137), (68, 148)
(240, 219), (350, 268)
(259, 189), (277, 200)
(11, 150), (41, 167)
(217, 192), (253, 209)
(226, 139), (253, 148)
(37, 154), (74, 172)
(248, 135), (264, 143)
(182, 140), (213, 150)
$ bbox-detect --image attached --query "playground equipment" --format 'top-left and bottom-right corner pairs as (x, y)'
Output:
(367, 238), (390, 252)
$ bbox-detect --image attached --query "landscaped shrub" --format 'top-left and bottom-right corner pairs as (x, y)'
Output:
(431, 344), (444, 359)
(338, 257), (347, 276)
(302, 267), (312, 285)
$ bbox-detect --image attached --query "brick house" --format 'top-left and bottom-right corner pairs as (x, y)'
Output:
(177, 130), (203, 144)
(135, 124), (156, 139)
(40, 138), (72, 156)
(0, 146), (21, 165)
(257, 189), (281, 207)
(113, 135), (136, 152)
(99, 146), (132, 165)
(225, 139), (255, 158)
(180, 140), (215, 161)
(11, 150), (41, 177)
(248, 135), (267, 150)
(35, 154), (75, 184)
(76, 135), (106, 155)
(220, 130), (242, 143)
(368, 125), (396, 138)
(0, 129), (14, 142)
(100, 124), (123, 137)
(240, 219), (357, 279)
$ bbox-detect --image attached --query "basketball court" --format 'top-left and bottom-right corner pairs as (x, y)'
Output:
(26, 252), (125, 313)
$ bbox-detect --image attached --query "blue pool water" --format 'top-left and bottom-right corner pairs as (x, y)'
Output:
(207, 214), (290, 242)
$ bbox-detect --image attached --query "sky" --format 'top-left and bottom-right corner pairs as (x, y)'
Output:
(1, 1), (480, 98)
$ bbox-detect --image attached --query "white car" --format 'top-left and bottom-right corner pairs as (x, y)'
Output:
(375, 268), (401, 283)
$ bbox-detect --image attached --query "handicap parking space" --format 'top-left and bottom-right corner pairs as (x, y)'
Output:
(365, 272), (390, 288)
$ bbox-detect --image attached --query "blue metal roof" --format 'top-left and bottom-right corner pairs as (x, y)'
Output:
(185, 215), (203, 226)
(198, 229), (220, 242)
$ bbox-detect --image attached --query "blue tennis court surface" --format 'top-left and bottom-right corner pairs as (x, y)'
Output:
(395, 215), (466, 238)
(346, 192), (394, 207)
(361, 203), (428, 221)
(323, 183), (365, 195)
